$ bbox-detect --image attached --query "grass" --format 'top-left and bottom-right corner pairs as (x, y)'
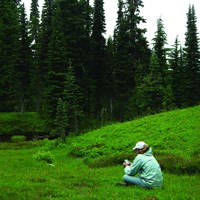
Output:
(0, 105), (200, 199)
(0, 142), (199, 200)
(69, 105), (200, 173)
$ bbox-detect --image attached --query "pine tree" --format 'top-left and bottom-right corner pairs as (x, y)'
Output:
(43, 2), (68, 127)
(29, 0), (40, 48)
(29, 0), (41, 111)
(54, 0), (92, 118)
(183, 5), (200, 106)
(0, 0), (20, 111)
(105, 37), (115, 121)
(152, 17), (175, 111)
(33, 0), (55, 111)
(91, 0), (106, 118)
(15, 3), (32, 113)
(77, 0), (93, 116)
(114, 0), (130, 120)
(53, 98), (68, 142)
(38, 0), (54, 82)
(169, 37), (184, 107)
(63, 61), (83, 134)
(114, 0), (149, 120)
(131, 53), (164, 116)
(152, 17), (168, 85)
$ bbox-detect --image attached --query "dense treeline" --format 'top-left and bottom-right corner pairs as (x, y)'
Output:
(0, 0), (199, 135)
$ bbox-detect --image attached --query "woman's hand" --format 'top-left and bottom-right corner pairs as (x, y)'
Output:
(123, 160), (131, 167)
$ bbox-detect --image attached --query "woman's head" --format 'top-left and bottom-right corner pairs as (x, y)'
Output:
(133, 141), (149, 154)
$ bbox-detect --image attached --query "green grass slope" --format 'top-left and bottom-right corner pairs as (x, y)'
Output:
(69, 105), (200, 173)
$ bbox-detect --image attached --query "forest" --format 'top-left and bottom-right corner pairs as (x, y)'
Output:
(0, 0), (200, 136)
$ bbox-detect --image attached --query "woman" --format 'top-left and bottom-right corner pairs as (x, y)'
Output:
(122, 141), (163, 189)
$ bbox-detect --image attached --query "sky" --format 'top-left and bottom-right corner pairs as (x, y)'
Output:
(22, 0), (200, 47)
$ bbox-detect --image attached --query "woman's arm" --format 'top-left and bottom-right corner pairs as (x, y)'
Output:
(124, 156), (142, 176)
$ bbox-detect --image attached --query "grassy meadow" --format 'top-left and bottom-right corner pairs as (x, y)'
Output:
(0, 105), (200, 199)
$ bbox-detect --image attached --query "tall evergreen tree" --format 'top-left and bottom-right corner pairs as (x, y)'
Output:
(53, 98), (68, 141)
(131, 53), (163, 116)
(105, 37), (115, 121)
(58, 0), (91, 84)
(183, 5), (200, 106)
(79, 0), (93, 116)
(152, 17), (168, 85)
(63, 61), (83, 134)
(0, 0), (20, 111)
(33, 0), (55, 111)
(43, 2), (68, 127)
(16, 3), (32, 113)
(152, 17), (175, 111)
(114, 0), (149, 120)
(55, 0), (92, 117)
(29, 0), (40, 111)
(29, 0), (40, 48)
(91, 0), (106, 118)
(41, 0), (92, 130)
(169, 37), (185, 107)
(114, 0), (130, 120)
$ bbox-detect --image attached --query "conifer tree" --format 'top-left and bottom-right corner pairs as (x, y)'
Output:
(105, 37), (115, 121)
(29, 0), (40, 48)
(38, 0), (54, 83)
(114, 0), (130, 120)
(53, 98), (68, 142)
(152, 17), (175, 111)
(29, 0), (40, 111)
(152, 17), (168, 85)
(131, 53), (164, 116)
(79, 0), (93, 116)
(169, 37), (184, 107)
(0, 0), (20, 111)
(58, 0), (91, 84)
(54, 0), (92, 118)
(16, 3), (32, 113)
(91, 0), (106, 118)
(183, 5), (200, 106)
(114, 0), (149, 120)
(43, 2), (68, 127)
(33, 0), (55, 111)
(63, 61), (83, 134)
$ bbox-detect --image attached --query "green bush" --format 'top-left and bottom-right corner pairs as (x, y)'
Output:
(10, 135), (26, 142)
(0, 112), (47, 139)
(157, 153), (200, 174)
(41, 138), (66, 151)
(84, 152), (133, 168)
(33, 150), (55, 164)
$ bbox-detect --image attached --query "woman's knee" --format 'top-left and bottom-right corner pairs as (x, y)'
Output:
(123, 175), (129, 182)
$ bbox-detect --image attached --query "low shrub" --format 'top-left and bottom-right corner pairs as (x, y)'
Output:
(0, 112), (47, 140)
(10, 135), (26, 142)
(83, 151), (200, 174)
(41, 138), (66, 151)
(83, 152), (133, 168)
(157, 153), (200, 174)
(33, 150), (55, 164)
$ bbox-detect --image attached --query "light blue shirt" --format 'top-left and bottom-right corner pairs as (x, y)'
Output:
(124, 148), (163, 187)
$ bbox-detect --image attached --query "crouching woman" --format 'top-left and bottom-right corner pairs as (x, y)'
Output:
(123, 141), (163, 189)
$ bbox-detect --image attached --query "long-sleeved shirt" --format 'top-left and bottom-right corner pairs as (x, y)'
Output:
(124, 148), (163, 188)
